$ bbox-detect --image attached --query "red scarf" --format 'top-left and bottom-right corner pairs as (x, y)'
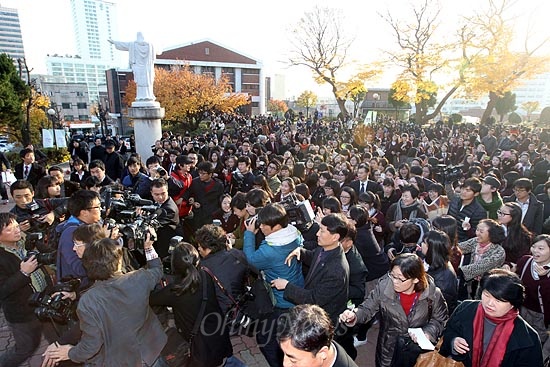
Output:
(472, 303), (519, 367)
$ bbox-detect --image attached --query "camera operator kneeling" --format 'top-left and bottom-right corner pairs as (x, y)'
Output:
(42, 230), (168, 367)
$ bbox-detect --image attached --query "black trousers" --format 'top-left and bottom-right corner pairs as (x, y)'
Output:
(0, 317), (43, 367)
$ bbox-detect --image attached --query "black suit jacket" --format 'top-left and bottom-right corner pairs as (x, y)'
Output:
(349, 179), (381, 196)
(154, 197), (180, 259)
(503, 193), (544, 235)
(284, 246), (349, 325)
(14, 162), (46, 187)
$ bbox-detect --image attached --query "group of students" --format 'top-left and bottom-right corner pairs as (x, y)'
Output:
(2, 112), (550, 367)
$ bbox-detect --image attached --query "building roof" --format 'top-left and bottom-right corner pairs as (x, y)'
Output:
(158, 39), (261, 66)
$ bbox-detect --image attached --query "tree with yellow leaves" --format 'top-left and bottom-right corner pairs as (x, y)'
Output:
(295, 91), (318, 119)
(521, 101), (539, 122)
(268, 99), (288, 118)
(288, 7), (379, 118)
(125, 65), (249, 130)
(459, 0), (550, 124)
(384, 0), (460, 125)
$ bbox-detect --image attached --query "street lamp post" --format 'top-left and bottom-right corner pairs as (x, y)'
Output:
(47, 108), (57, 149)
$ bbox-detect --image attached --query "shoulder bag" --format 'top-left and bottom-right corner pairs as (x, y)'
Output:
(414, 338), (464, 367)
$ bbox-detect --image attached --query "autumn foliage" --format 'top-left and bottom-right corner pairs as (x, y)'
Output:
(124, 65), (249, 130)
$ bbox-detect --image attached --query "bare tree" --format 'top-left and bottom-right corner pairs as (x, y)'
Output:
(288, 7), (353, 118)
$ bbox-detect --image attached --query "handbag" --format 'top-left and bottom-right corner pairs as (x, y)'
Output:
(243, 272), (276, 320)
(414, 338), (465, 367)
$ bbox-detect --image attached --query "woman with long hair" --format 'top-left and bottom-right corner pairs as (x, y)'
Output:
(252, 174), (274, 200)
(358, 191), (387, 246)
(35, 176), (61, 199)
(70, 157), (90, 185)
(432, 215), (462, 274)
(149, 242), (236, 367)
(212, 193), (240, 234)
(339, 186), (357, 217)
(340, 253), (448, 367)
(273, 177), (295, 202)
(497, 202), (533, 270)
(422, 230), (458, 313)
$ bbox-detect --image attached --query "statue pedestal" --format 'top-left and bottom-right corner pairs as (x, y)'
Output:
(128, 105), (165, 162)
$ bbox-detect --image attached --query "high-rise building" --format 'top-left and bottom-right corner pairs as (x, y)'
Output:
(0, 6), (25, 61)
(70, 0), (116, 62)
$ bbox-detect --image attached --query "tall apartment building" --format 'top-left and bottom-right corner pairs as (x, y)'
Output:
(70, 0), (116, 62)
(0, 6), (25, 61)
(44, 0), (117, 102)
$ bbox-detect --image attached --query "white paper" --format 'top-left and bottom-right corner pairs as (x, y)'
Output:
(408, 328), (435, 350)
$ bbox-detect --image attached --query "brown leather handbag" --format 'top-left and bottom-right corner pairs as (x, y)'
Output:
(414, 338), (465, 367)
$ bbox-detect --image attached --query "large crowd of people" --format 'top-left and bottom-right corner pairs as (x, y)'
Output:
(0, 111), (549, 367)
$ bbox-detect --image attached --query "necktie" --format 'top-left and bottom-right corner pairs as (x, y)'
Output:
(24, 166), (29, 179)
(360, 182), (365, 193)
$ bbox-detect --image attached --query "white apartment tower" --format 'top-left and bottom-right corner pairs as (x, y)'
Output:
(0, 6), (25, 61)
(70, 0), (116, 62)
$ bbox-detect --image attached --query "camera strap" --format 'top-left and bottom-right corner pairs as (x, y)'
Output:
(201, 266), (238, 307)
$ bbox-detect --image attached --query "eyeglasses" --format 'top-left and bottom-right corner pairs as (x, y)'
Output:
(388, 272), (409, 283)
(73, 241), (86, 248)
(497, 210), (511, 216)
(85, 206), (101, 211)
(513, 188), (527, 193)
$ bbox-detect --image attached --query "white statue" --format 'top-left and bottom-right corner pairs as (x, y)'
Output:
(109, 32), (158, 102)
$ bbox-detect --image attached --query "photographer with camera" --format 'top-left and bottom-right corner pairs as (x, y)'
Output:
(10, 180), (68, 238)
(56, 190), (102, 289)
(243, 203), (304, 367)
(0, 212), (51, 366)
(42, 232), (168, 367)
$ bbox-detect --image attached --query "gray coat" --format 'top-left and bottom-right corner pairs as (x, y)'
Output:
(355, 275), (449, 367)
(68, 258), (167, 366)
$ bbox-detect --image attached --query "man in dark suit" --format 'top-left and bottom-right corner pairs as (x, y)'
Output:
(265, 134), (280, 155)
(277, 304), (359, 367)
(273, 213), (352, 359)
(348, 163), (381, 196)
(150, 178), (180, 259)
(90, 138), (106, 162)
(14, 148), (46, 188)
(503, 178), (544, 235)
(103, 141), (124, 182)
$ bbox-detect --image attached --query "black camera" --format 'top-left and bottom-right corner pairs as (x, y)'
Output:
(24, 202), (50, 232)
(245, 214), (261, 229)
(156, 166), (167, 177)
(280, 195), (315, 232)
(433, 164), (464, 184)
(24, 250), (56, 266)
(24, 232), (44, 251)
(29, 278), (81, 324)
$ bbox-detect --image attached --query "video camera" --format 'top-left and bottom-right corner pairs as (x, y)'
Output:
(29, 278), (81, 324)
(103, 188), (161, 250)
(280, 194), (315, 232)
(433, 164), (464, 184)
